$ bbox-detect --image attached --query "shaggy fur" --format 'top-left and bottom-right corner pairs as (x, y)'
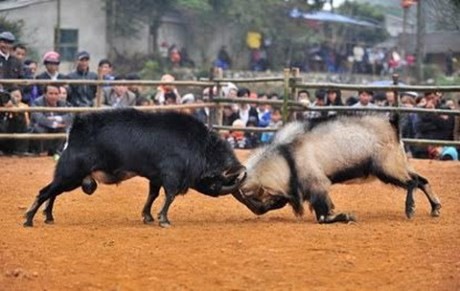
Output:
(238, 115), (442, 223)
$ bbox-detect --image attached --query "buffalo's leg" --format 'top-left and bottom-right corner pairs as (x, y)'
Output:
(405, 179), (417, 219)
(157, 179), (179, 228)
(43, 196), (56, 224)
(411, 173), (441, 217)
(142, 180), (161, 224)
(24, 153), (87, 227)
(24, 178), (81, 227)
(310, 190), (354, 224)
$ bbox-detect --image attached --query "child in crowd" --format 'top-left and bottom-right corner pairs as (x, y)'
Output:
(260, 107), (283, 144)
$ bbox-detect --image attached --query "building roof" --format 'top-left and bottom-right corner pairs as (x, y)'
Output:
(0, 0), (52, 11)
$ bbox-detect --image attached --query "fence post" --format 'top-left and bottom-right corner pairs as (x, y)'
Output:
(95, 70), (103, 107)
(282, 68), (291, 123)
(207, 67), (223, 129)
(392, 73), (403, 140)
(289, 68), (300, 121)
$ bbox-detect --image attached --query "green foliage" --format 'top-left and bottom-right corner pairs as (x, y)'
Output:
(336, 1), (388, 45)
(0, 15), (24, 41)
(435, 75), (460, 86)
(422, 64), (443, 81)
(139, 60), (163, 80)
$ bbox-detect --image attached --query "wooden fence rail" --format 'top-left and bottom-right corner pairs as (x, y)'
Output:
(1, 74), (459, 148)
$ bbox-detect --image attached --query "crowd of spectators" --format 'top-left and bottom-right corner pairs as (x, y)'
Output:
(0, 30), (458, 161)
(292, 41), (416, 76)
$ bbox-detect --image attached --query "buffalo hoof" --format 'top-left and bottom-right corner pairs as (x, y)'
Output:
(405, 208), (415, 219)
(143, 215), (154, 225)
(431, 204), (441, 217)
(23, 221), (33, 227)
(318, 212), (356, 224)
(159, 221), (171, 228)
(44, 219), (54, 225)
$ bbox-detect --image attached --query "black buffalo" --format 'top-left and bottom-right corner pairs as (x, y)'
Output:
(24, 109), (245, 227)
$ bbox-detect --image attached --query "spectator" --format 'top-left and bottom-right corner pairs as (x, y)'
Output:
(58, 85), (72, 106)
(3, 88), (30, 155)
(325, 89), (343, 117)
(260, 107), (283, 144)
(0, 31), (24, 91)
(135, 96), (152, 106)
(12, 43), (27, 63)
(22, 59), (39, 105)
(35, 51), (67, 100)
(226, 119), (247, 149)
(413, 91), (454, 158)
(103, 75), (136, 108)
(352, 42), (365, 73)
(125, 72), (143, 101)
(256, 92), (271, 127)
(30, 84), (72, 157)
(164, 91), (179, 105)
(352, 90), (377, 109)
(222, 105), (238, 126)
(67, 50), (98, 107)
(295, 90), (311, 121)
(98, 59), (114, 86)
(235, 87), (259, 126)
(306, 89), (327, 120)
(215, 46), (232, 70)
(222, 82), (238, 98)
(154, 74), (181, 105)
(383, 91), (397, 107)
(168, 44), (181, 68)
(388, 47), (402, 74)
(428, 146), (458, 161)
(179, 47), (194, 68)
(24, 59), (37, 77)
(190, 93), (208, 124)
(400, 92), (418, 156)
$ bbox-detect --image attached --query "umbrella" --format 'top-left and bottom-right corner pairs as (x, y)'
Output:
(289, 8), (380, 28)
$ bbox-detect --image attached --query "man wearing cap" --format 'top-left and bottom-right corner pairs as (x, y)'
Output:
(67, 50), (98, 107)
(0, 31), (23, 90)
(35, 51), (67, 99)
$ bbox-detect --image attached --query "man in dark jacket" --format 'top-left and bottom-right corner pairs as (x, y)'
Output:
(0, 31), (23, 90)
(67, 51), (98, 107)
(0, 31), (23, 154)
(30, 84), (72, 156)
(35, 51), (67, 99)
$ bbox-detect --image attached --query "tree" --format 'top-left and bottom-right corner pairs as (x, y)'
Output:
(336, 1), (389, 45)
(104, 0), (328, 69)
(0, 15), (24, 41)
(104, 0), (178, 57)
(424, 0), (460, 31)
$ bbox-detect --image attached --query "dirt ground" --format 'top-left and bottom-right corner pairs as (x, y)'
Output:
(0, 150), (459, 291)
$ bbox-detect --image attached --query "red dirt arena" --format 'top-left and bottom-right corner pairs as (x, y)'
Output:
(1, 150), (459, 290)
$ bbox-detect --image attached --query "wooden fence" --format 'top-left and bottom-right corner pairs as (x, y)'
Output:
(1, 70), (460, 147)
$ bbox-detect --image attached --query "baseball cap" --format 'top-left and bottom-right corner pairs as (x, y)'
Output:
(0, 31), (15, 43)
(76, 50), (90, 60)
(43, 51), (60, 64)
